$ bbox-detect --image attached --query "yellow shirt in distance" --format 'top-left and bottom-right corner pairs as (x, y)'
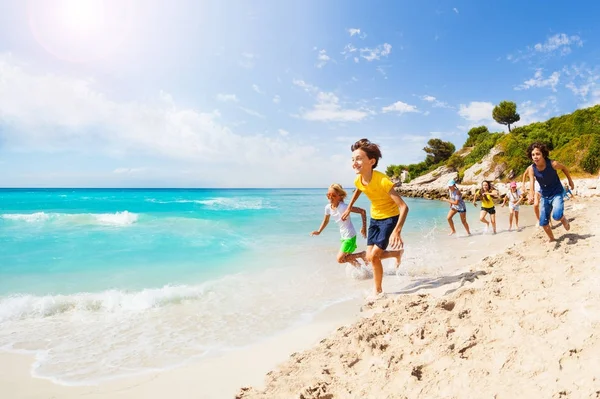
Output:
(476, 190), (495, 208)
(354, 170), (400, 220)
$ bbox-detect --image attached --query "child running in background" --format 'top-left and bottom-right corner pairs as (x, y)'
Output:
(442, 179), (471, 236)
(501, 181), (523, 231)
(472, 180), (498, 234)
(311, 183), (368, 267)
(563, 182), (575, 200)
(341, 138), (409, 298)
(526, 142), (574, 242)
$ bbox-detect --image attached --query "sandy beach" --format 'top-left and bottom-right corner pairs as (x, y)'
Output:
(2, 192), (599, 399)
(237, 196), (600, 398)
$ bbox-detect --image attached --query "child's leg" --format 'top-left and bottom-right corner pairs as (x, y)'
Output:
(366, 245), (385, 294)
(337, 252), (362, 267)
(459, 212), (471, 235)
(550, 194), (569, 231)
(479, 210), (489, 227)
(508, 209), (514, 230)
(447, 209), (458, 235)
(378, 249), (404, 268)
(539, 196), (556, 242)
(490, 212), (497, 233)
(514, 210), (519, 229)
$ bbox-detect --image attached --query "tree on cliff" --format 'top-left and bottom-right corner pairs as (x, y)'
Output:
(423, 138), (456, 165)
(493, 101), (520, 132)
(464, 126), (489, 147)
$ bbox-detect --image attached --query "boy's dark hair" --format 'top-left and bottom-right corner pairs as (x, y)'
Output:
(526, 142), (549, 159)
(351, 138), (382, 168)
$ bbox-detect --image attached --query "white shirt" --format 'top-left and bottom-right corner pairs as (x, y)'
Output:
(325, 202), (357, 239)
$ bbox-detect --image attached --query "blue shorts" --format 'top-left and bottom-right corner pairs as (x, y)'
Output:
(539, 193), (564, 226)
(367, 215), (399, 250)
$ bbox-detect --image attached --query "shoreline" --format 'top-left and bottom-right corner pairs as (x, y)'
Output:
(236, 197), (600, 398)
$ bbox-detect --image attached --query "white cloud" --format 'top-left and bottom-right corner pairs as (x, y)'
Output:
(278, 129), (289, 137)
(216, 93), (239, 102)
(316, 49), (330, 68)
(514, 69), (560, 92)
(347, 28), (366, 38)
(272, 95), (281, 104)
(252, 84), (263, 94)
(534, 33), (583, 54)
(239, 52), (257, 68)
(293, 79), (319, 93)
(518, 97), (559, 125)
(238, 106), (265, 118)
(420, 95), (452, 109)
(507, 33), (583, 63)
(453, 7), (459, 14)
(382, 101), (419, 114)
(113, 167), (147, 175)
(458, 101), (495, 123)
(0, 54), (349, 187)
(360, 43), (392, 62)
(300, 91), (369, 122)
(562, 64), (600, 106)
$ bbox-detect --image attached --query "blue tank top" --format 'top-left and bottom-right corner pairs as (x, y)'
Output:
(532, 158), (562, 197)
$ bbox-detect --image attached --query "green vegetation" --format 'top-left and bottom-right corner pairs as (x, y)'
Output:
(385, 103), (600, 182)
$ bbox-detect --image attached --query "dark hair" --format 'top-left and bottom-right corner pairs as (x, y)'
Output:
(351, 138), (382, 168)
(481, 180), (492, 191)
(527, 142), (549, 160)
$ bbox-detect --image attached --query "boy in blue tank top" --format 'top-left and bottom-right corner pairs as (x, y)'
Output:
(526, 142), (574, 242)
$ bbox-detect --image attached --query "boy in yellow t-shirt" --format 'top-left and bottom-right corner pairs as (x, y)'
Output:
(472, 180), (498, 234)
(341, 138), (409, 298)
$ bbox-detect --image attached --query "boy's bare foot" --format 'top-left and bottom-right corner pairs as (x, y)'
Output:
(448, 231), (456, 236)
(562, 217), (570, 231)
(395, 249), (405, 269)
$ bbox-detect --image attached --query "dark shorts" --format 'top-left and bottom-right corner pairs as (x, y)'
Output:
(367, 215), (399, 250)
(481, 206), (496, 215)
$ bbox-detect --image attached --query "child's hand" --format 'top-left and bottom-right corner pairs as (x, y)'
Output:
(310, 231), (320, 236)
(360, 226), (366, 238)
(389, 230), (403, 250)
(340, 208), (351, 221)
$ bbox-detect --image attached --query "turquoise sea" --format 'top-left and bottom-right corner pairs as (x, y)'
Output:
(0, 188), (455, 385)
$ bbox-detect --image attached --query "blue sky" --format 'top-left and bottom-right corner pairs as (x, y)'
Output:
(1, 0), (600, 188)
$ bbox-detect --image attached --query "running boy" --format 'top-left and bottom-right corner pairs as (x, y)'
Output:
(311, 183), (368, 267)
(526, 142), (574, 242)
(341, 138), (409, 297)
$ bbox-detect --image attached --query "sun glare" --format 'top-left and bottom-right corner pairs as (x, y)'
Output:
(27, 0), (133, 63)
(59, 0), (106, 33)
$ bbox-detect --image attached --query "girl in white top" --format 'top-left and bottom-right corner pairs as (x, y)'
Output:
(501, 181), (523, 231)
(311, 183), (368, 267)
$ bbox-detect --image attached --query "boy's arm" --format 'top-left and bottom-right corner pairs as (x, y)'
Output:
(527, 167), (536, 203)
(387, 189), (409, 250)
(553, 161), (575, 189)
(341, 189), (362, 221)
(521, 168), (529, 192)
(351, 206), (367, 238)
(311, 215), (330, 236)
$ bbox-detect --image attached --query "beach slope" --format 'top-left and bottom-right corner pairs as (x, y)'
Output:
(237, 198), (600, 399)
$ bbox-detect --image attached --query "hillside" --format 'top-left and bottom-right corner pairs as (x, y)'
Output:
(388, 104), (600, 191)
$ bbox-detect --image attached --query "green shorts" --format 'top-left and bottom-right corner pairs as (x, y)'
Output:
(340, 236), (357, 254)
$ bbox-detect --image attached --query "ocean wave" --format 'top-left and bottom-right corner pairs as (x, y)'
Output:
(145, 197), (272, 210)
(0, 284), (208, 322)
(1, 211), (138, 226)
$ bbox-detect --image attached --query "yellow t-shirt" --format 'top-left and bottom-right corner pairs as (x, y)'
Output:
(476, 190), (495, 208)
(354, 170), (400, 220)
